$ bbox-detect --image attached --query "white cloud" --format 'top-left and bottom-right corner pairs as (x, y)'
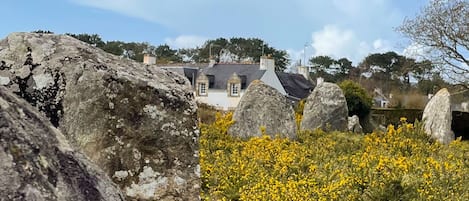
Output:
(69, 0), (419, 62)
(164, 35), (208, 49)
(402, 42), (431, 61)
(311, 25), (395, 64)
(311, 25), (356, 59)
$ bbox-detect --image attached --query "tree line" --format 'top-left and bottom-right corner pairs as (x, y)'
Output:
(308, 52), (448, 96)
(31, 31), (291, 72)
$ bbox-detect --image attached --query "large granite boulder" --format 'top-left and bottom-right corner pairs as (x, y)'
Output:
(0, 32), (199, 200)
(422, 88), (454, 144)
(228, 80), (297, 139)
(0, 87), (124, 201)
(301, 82), (348, 131)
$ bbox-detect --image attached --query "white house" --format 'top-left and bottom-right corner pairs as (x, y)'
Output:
(195, 56), (314, 110)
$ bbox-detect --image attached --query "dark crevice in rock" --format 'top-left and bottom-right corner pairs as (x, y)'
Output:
(56, 148), (102, 201)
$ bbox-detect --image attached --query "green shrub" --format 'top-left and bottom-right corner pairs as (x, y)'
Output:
(339, 80), (373, 118)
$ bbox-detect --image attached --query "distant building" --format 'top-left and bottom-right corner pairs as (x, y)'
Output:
(373, 88), (390, 108)
(195, 56), (314, 110)
(143, 54), (156, 65)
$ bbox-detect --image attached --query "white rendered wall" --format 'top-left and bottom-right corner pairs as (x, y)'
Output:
(196, 89), (245, 110)
(260, 70), (287, 95)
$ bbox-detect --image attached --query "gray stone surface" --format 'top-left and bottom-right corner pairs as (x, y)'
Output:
(422, 88), (454, 144)
(301, 82), (348, 131)
(228, 80), (297, 139)
(0, 32), (199, 200)
(348, 115), (363, 133)
(0, 87), (124, 201)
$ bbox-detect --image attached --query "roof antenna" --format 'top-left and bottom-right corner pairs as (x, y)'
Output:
(261, 42), (265, 56)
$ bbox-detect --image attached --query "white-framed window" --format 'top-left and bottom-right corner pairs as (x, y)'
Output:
(230, 83), (239, 96)
(199, 83), (207, 96)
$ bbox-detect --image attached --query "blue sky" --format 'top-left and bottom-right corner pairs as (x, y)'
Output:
(0, 0), (429, 64)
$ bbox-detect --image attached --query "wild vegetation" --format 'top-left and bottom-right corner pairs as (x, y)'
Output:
(200, 113), (469, 200)
(339, 80), (373, 119)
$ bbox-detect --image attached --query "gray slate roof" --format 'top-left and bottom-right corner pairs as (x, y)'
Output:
(276, 72), (314, 100)
(198, 63), (314, 100)
(201, 64), (266, 89)
(161, 66), (199, 86)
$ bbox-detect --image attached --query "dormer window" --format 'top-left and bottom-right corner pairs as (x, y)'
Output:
(195, 73), (209, 97)
(199, 83), (207, 96)
(230, 83), (239, 96)
(227, 72), (241, 97)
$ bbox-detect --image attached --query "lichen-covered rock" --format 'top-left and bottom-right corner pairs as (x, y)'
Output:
(0, 87), (124, 201)
(228, 80), (297, 139)
(0, 32), (199, 200)
(301, 82), (348, 131)
(422, 88), (454, 144)
(348, 115), (363, 133)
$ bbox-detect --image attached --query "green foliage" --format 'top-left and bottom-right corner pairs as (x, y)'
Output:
(66, 33), (105, 48)
(101, 41), (124, 56)
(416, 73), (448, 95)
(31, 30), (54, 34)
(309, 56), (354, 82)
(358, 51), (437, 93)
(66, 33), (182, 63)
(198, 37), (290, 71)
(339, 80), (373, 118)
(154, 44), (181, 64)
(65, 33), (289, 68)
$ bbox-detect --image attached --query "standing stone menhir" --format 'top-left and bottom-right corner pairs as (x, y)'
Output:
(301, 82), (348, 132)
(0, 32), (199, 200)
(422, 88), (454, 144)
(0, 87), (124, 201)
(228, 80), (297, 139)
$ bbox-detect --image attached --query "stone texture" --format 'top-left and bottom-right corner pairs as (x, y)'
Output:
(0, 32), (199, 200)
(0, 87), (124, 201)
(301, 82), (348, 131)
(422, 88), (454, 144)
(348, 115), (363, 133)
(228, 80), (297, 139)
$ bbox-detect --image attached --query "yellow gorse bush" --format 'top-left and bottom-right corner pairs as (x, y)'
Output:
(200, 113), (469, 200)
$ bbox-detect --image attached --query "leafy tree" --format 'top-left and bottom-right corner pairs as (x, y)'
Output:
(198, 37), (290, 71)
(339, 80), (373, 119)
(308, 55), (337, 81)
(309, 55), (335, 73)
(359, 51), (428, 91)
(154, 44), (182, 64)
(101, 41), (124, 56)
(397, 0), (469, 86)
(335, 58), (354, 81)
(199, 38), (230, 61)
(179, 48), (200, 63)
(308, 56), (355, 82)
(417, 73), (449, 94)
(31, 30), (54, 34)
(120, 42), (156, 62)
(66, 33), (105, 48)
(270, 49), (289, 72)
